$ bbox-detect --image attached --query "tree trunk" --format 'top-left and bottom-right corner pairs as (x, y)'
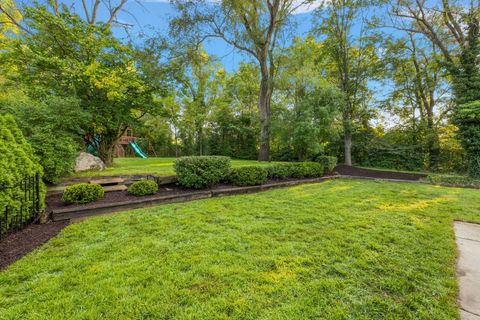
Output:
(425, 109), (439, 170)
(174, 127), (179, 157)
(97, 139), (114, 166)
(344, 133), (352, 166)
(258, 74), (271, 161)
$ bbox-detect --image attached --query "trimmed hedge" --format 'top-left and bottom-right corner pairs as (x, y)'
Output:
(62, 183), (104, 204)
(128, 180), (158, 196)
(267, 162), (324, 179)
(174, 156), (231, 189)
(230, 166), (268, 186)
(289, 162), (324, 178)
(316, 156), (338, 172)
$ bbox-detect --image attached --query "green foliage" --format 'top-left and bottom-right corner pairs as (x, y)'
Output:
(127, 180), (159, 196)
(313, 0), (382, 165)
(4, 4), (157, 165)
(0, 114), (44, 231)
(454, 101), (480, 177)
(29, 133), (78, 184)
(450, 16), (480, 177)
(62, 184), (104, 204)
(267, 164), (293, 179)
(426, 174), (480, 188)
(288, 162), (324, 178)
(1, 98), (81, 183)
(174, 156), (231, 189)
(229, 166), (268, 186)
(0, 96), (83, 184)
(315, 156), (338, 172)
(208, 63), (259, 159)
(267, 162), (324, 179)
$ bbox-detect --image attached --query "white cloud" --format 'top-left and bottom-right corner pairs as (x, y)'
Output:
(291, 0), (322, 14)
(141, 0), (322, 14)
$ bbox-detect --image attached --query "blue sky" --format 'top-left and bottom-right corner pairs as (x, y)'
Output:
(63, 0), (319, 72)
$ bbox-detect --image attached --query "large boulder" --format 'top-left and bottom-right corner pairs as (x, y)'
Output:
(74, 152), (106, 172)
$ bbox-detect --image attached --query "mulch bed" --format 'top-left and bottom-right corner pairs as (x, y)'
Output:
(334, 165), (427, 181)
(46, 183), (193, 212)
(45, 177), (332, 212)
(0, 220), (69, 270)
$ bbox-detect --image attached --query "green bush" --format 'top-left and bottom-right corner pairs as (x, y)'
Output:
(174, 156), (231, 189)
(289, 162), (324, 178)
(267, 162), (324, 179)
(0, 97), (84, 184)
(316, 156), (338, 172)
(0, 114), (45, 233)
(28, 133), (78, 184)
(230, 166), (268, 186)
(266, 164), (292, 179)
(128, 180), (158, 196)
(62, 183), (104, 204)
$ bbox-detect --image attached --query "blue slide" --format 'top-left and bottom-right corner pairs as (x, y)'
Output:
(129, 141), (148, 158)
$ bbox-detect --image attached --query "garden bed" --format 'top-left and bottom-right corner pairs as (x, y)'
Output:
(334, 165), (427, 181)
(0, 221), (69, 270)
(47, 176), (337, 221)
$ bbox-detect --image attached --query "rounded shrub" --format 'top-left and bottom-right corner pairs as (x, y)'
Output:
(128, 180), (158, 196)
(315, 155), (338, 172)
(174, 156), (231, 189)
(62, 183), (104, 204)
(230, 166), (268, 186)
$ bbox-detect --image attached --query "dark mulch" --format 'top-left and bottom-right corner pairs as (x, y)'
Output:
(46, 177), (332, 212)
(46, 183), (194, 212)
(0, 220), (69, 270)
(334, 165), (427, 181)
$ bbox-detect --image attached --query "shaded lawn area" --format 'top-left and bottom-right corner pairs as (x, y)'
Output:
(71, 157), (284, 177)
(1, 179), (480, 319)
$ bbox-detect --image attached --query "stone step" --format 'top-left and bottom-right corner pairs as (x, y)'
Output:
(89, 178), (124, 186)
(103, 185), (128, 192)
(47, 186), (66, 196)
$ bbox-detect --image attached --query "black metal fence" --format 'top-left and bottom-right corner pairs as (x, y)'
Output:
(0, 173), (42, 239)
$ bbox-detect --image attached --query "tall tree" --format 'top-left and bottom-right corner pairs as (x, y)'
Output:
(2, 3), (156, 165)
(391, 0), (480, 176)
(209, 62), (260, 159)
(313, 0), (381, 165)
(274, 37), (342, 160)
(386, 35), (451, 169)
(170, 0), (311, 161)
(173, 46), (225, 155)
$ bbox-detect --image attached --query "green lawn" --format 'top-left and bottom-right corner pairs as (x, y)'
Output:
(71, 157), (283, 177)
(1, 179), (480, 319)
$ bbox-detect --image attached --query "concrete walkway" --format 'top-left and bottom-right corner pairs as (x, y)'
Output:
(455, 222), (480, 320)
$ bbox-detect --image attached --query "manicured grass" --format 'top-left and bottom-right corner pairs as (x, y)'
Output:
(1, 179), (480, 319)
(71, 157), (284, 177)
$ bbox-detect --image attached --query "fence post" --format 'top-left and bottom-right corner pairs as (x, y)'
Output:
(35, 172), (40, 213)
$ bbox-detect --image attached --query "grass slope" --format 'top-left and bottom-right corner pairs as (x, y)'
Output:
(1, 179), (479, 319)
(72, 157), (283, 177)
